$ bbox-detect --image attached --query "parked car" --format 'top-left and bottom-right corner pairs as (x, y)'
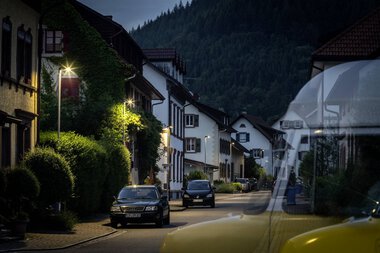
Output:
(182, 180), (215, 208)
(249, 178), (258, 191)
(234, 178), (250, 192)
(280, 201), (380, 253)
(110, 185), (170, 228)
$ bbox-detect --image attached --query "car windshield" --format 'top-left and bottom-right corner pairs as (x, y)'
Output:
(235, 178), (247, 183)
(117, 187), (158, 200)
(188, 181), (210, 190)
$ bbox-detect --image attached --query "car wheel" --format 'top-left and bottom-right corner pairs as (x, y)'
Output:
(110, 219), (118, 228)
(182, 202), (188, 208)
(163, 211), (170, 225)
(156, 211), (164, 228)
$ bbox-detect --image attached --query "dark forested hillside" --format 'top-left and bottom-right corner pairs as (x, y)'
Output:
(132, 0), (380, 123)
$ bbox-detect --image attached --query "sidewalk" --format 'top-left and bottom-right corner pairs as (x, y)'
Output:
(0, 192), (341, 252)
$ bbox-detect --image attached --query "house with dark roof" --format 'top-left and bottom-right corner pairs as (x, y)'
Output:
(184, 101), (247, 183)
(231, 114), (284, 176)
(41, 0), (164, 184)
(311, 7), (380, 171)
(143, 49), (192, 198)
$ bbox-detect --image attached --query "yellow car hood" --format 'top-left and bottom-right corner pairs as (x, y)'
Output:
(281, 216), (380, 253)
(160, 214), (271, 253)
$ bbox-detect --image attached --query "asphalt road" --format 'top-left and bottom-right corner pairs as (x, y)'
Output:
(46, 191), (271, 253)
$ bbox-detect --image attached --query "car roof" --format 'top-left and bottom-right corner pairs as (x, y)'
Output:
(189, 180), (209, 182)
(123, 185), (157, 189)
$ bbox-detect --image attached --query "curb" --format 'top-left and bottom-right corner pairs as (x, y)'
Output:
(0, 229), (118, 252)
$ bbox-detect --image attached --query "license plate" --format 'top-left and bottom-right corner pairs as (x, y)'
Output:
(125, 213), (141, 218)
(193, 199), (203, 202)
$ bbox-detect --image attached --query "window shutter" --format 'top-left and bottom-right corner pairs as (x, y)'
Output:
(246, 133), (250, 142)
(236, 133), (240, 142)
(195, 138), (201, 152)
(194, 115), (199, 127)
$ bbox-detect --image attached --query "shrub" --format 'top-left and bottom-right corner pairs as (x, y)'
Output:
(40, 131), (107, 216)
(100, 142), (130, 211)
(213, 180), (224, 185)
(187, 170), (208, 180)
(47, 210), (78, 231)
(6, 168), (40, 216)
(23, 147), (73, 206)
(215, 183), (235, 193)
(232, 182), (243, 192)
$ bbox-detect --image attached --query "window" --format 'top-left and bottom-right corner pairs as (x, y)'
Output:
(236, 132), (250, 143)
(1, 125), (11, 168)
(185, 138), (200, 152)
(281, 120), (290, 129)
(239, 123), (246, 128)
(294, 120), (303, 129)
(1, 17), (12, 76)
(300, 135), (309, 144)
(220, 139), (230, 155)
(185, 114), (199, 127)
(251, 149), (264, 158)
(45, 30), (63, 53)
(16, 25), (32, 83)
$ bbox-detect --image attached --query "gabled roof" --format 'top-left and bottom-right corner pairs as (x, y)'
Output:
(145, 61), (193, 103)
(70, 0), (144, 71)
(313, 7), (380, 61)
(231, 114), (284, 143)
(193, 102), (236, 133)
(143, 48), (186, 74)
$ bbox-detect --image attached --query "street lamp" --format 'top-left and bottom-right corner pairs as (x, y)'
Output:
(204, 135), (210, 173)
(122, 98), (134, 146)
(57, 65), (74, 141)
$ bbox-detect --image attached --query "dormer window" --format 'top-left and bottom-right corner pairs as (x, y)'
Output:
(239, 123), (246, 128)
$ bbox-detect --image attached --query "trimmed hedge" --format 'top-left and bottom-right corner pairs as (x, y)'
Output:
(40, 132), (107, 216)
(100, 142), (130, 211)
(23, 147), (73, 205)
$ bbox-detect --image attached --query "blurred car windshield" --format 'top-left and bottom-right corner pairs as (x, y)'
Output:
(188, 181), (210, 190)
(118, 187), (158, 200)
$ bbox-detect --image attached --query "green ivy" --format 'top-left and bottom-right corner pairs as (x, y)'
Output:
(42, 0), (135, 136)
(137, 112), (162, 183)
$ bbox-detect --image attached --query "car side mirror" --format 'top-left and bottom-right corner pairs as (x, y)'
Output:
(212, 186), (216, 190)
(181, 187), (185, 191)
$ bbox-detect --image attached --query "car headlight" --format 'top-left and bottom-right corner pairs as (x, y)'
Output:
(110, 206), (120, 212)
(183, 194), (190, 198)
(145, 206), (158, 211)
(206, 193), (213, 198)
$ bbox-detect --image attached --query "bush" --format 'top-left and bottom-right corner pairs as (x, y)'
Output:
(100, 142), (130, 211)
(213, 180), (224, 185)
(215, 183), (235, 193)
(187, 170), (208, 180)
(47, 210), (78, 231)
(23, 147), (73, 205)
(40, 131), (107, 216)
(6, 168), (40, 217)
(232, 182), (243, 192)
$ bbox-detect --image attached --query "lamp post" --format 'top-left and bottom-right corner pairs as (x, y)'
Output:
(57, 66), (73, 141)
(204, 135), (209, 173)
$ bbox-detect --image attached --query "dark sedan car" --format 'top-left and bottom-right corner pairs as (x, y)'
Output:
(110, 185), (170, 228)
(182, 180), (215, 208)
